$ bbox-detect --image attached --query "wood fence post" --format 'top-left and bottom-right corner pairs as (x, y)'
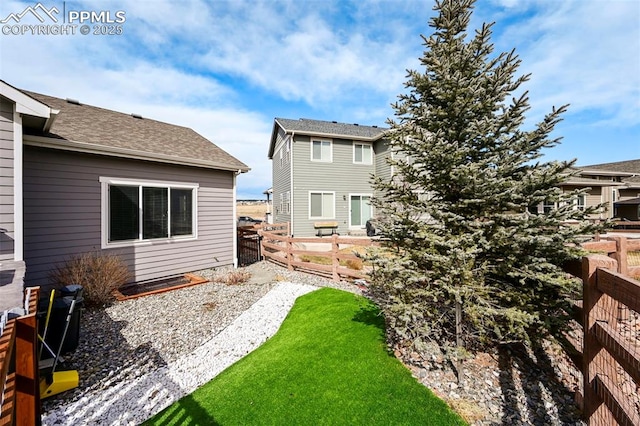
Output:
(286, 236), (293, 271)
(331, 234), (339, 281)
(582, 255), (617, 425)
(608, 236), (630, 322)
(15, 287), (40, 426)
(609, 236), (629, 276)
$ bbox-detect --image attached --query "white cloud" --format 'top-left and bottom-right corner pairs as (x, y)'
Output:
(1, 0), (637, 197)
(490, 0), (640, 127)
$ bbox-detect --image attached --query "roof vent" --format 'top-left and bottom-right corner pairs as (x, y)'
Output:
(66, 98), (81, 105)
(131, 113), (143, 119)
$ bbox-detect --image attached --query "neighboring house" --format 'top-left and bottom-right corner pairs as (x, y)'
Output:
(536, 159), (640, 220)
(0, 80), (249, 310)
(577, 159), (640, 220)
(268, 118), (389, 237)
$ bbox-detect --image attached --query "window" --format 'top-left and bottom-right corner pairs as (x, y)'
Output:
(353, 143), (372, 165)
(576, 194), (586, 211)
(543, 199), (556, 214)
(101, 177), (197, 247)
(309, 192), (334, 219)
(311, 139), (332, 162)
(279, 191), (290, 215)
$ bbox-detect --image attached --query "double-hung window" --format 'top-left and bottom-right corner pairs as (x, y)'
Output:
(309, 191), (334, 219)
(311, 139), (332, 162)
(353, 143), (372, 164)
(101, 177), (197, 247)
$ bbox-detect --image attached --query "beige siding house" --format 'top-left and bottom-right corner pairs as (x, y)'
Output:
(542, 159), (640, 220)
(0, 80), (249, 310)
(268, 118), (389, 237)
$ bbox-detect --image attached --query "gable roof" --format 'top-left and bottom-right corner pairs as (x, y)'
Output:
(577, 159), (640, 175)
(268, 117), (387, 159)
(17, 87), (249, 172)
(0, 80), (54, 120)
(571, 158), (640, 190)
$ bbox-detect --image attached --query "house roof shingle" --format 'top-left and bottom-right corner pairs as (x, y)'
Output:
(274, 117), (387, 140)
(578, 159), (640, 174)
(268, 117), (387, 159)
(21, 90), (249, 172)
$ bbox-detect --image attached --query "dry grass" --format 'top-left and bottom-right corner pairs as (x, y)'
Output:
(236, 203), (268, 219)
(445, 398), (486, 424)
(628, 251), (640, 267)
(49, 252), (131, 306)
(298, 246), (365, 270)
(213, 271), (252, 285)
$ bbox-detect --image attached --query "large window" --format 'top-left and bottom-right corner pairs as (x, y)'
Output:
(309, 191), (334, 219)
(101, 178), (197, 246)
(353, 143), (372, 165)
(311, 139), (332, 162)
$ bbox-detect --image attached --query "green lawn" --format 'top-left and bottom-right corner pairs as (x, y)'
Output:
(146, 288), (466, 425)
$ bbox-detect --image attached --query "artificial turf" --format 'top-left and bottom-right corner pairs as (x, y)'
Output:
(145, 287), (466, 425)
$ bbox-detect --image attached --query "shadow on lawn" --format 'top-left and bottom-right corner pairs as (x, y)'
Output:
(352, 302), (385, 328)
(149, 394), (219, 425)
(498, 341), (581, 424)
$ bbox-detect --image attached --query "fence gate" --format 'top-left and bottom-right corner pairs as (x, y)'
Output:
(237, 227), (261, 266)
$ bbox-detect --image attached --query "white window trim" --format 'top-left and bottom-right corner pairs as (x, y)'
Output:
(353, 142), (373, 165)
(348, 193), (373, 229)
(310, 139), (333, 163)
(100, 177), (199, 249)
(308, 191), (335, 220)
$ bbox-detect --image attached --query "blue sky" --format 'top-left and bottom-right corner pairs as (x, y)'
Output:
(1, 0), (638, 199)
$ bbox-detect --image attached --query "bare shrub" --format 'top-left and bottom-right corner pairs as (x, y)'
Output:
(343, 258), (363, 270)
(213, 271), (251, 285)
(49, 252), (131, 306)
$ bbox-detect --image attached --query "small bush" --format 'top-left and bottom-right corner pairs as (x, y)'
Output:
(214, 271), (251, 285)
(49, 252), (131, 306)
(343, 258), (363, 270)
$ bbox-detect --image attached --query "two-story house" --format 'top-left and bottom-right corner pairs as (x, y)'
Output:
(267, 118), (389, 237)
(534, 158), (640, 220)
(573, 159), (640, 220)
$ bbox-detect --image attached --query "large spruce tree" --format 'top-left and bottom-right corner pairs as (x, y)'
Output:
(370, 0), (602, 351)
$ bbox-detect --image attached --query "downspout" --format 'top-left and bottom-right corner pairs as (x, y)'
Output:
(233, 170), (239, 268)
(290, 132), (294, 237)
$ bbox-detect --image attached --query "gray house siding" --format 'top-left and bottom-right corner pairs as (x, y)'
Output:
(272, 127), (291, 224)
(291, 135), (375, 237)
(0, 97), (15, 262)
(373, 139), (392, 201)
(23, 146), (235, 287)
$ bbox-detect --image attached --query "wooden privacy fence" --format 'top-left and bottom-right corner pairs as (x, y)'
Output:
(559, 236), (640, 425)
(259, 227), (379, 281)
(1, 287), (40, 426)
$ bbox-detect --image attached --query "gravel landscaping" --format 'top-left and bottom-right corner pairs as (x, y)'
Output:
(41, 261), (585, 425)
